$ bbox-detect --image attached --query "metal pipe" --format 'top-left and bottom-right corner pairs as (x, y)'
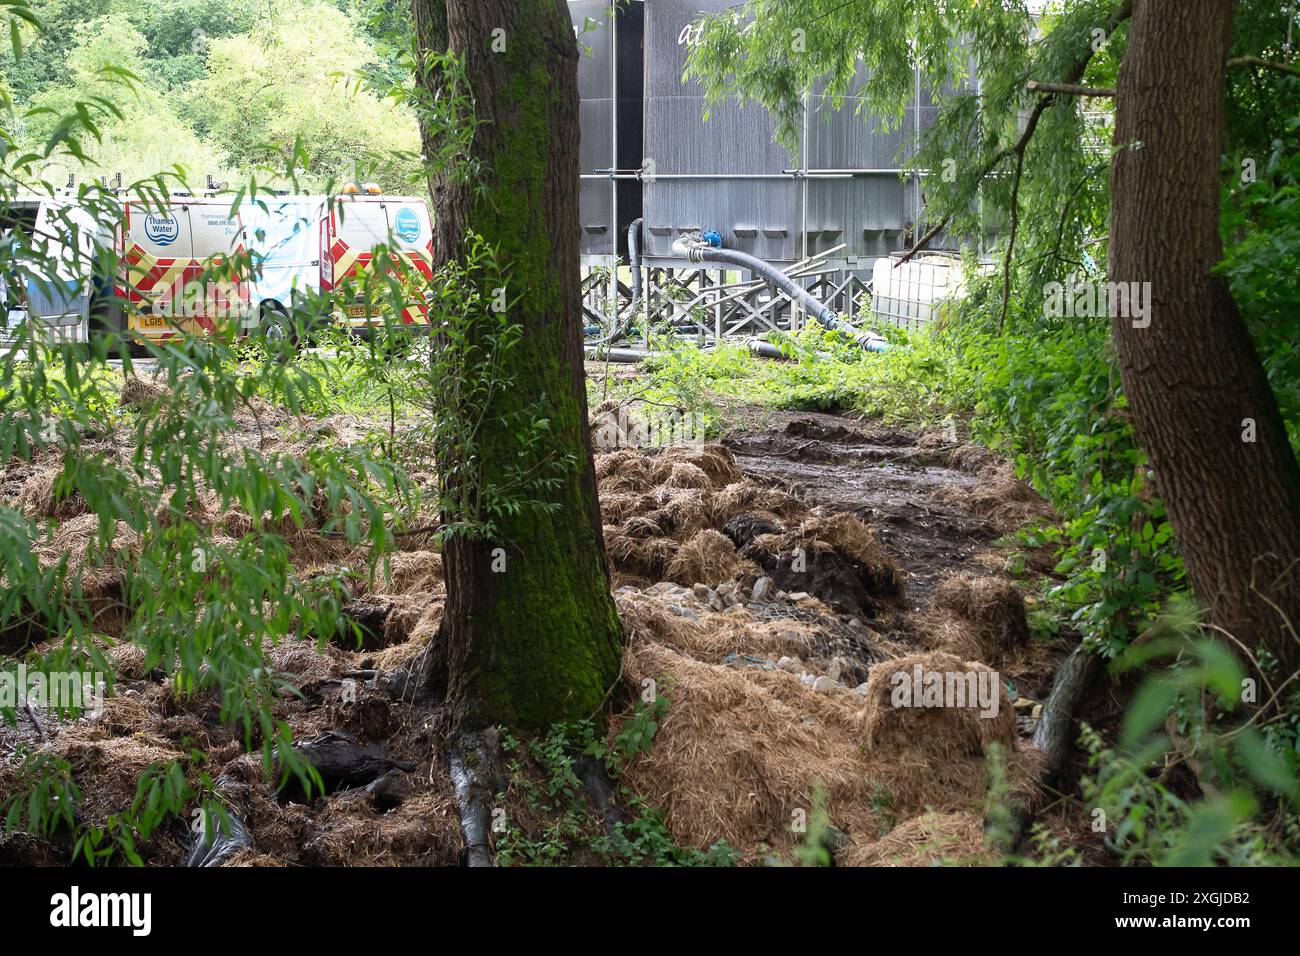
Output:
(584, 345), (663, 363)
(748, 337), (834, 362)
(624, 216), (643, 322)
(586, 218), (643, 347)
(671, 234), (889, 352)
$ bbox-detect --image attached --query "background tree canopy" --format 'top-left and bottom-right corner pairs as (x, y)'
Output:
(0, 0), (421, 188)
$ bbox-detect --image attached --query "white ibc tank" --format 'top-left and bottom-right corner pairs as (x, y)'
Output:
(870, 253), (970, 331)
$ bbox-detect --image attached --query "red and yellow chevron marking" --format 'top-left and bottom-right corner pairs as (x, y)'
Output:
(331, 237), (431, 326)
(120, 242), (248, 336)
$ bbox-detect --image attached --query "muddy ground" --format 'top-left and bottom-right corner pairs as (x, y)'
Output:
(0, 376), (1097, 867)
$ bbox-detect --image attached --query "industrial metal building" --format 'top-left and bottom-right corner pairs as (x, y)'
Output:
(571, 0), (966, 343)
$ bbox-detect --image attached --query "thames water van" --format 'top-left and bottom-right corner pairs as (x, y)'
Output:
(115, 195), (248, 342)
(322, 193), (433, 327)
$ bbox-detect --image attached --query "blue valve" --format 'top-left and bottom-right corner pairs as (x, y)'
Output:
(701, 229), (724, 248)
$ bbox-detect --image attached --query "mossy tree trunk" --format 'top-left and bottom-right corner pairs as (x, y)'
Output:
(1109, 0), (1300, 673)
(411, 0), (622, 731)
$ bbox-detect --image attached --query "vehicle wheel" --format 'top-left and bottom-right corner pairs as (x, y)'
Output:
(255, 303), (297, 357)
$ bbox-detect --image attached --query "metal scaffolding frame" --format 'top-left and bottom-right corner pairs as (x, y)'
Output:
(579, 245), (883, 346)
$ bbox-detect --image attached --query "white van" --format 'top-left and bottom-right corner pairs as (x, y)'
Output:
(323, 194), (433, 327)
(238, 195), (330, 335)
(1, 194), (111, 345)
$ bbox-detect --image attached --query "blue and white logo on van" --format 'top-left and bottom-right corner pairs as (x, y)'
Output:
(143, 213), (180, 246)
(393, 207), (421, 244)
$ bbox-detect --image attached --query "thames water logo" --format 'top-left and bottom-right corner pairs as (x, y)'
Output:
(143, 213), (179, 247)
(393, 207), (421, 243)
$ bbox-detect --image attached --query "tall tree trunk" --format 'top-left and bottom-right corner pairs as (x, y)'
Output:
(1109, 0), (1300, 673)
(411, 0), (623, 731)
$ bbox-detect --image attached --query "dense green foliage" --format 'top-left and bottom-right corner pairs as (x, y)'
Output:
(1, 0), (420, 188)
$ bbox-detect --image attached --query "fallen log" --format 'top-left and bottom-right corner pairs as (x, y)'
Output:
(282, 730), (415, 800)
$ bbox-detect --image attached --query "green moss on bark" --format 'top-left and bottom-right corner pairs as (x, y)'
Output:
(430, 2), (623, 731)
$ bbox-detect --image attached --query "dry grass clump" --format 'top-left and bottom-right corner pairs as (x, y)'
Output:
(604, 525), (679, 580)
(664, 530), (745, 587)
(266, 640), (346, 690)
(933, 463), (1049, 527)
(621, 514), (663, 539)
(16, 467), (87, 520)
(838, 811), (995, 867)
(596, 444), (744, 495)
(919, 615), (987, 662)
(28, 513), (140, 612)
(595, 449), (659, 494)
(359, 599), (441, 671)
(105, 640), (149, 680)
(224, 850), (291, 867)
(655, 488), (714, 536)
(599, 490), (651, 525)
(49, 735), (188, 857)
(615, 591), (807, 664)
(617, 640), (880, 857)
(800, 513), (889, 568)
(216, 505), (255, 537)
(709, 480), (799, 527)
(370, 594), (441, 650)
(616, 590), (708, 650)
(940, 441), (998, 474)
(655, 460), (713, 490)
(861, 651), (1016, 762)
(118, 375), (167, 410)
(372, 550), (443, 595)
(799, 512), (902, 592)
(932, 573), (1029, 659)
(308, 789), (463, 865)
(657, 444), (745, 487)
(82, 689), (156, 738)
(595, 445), (810, 591)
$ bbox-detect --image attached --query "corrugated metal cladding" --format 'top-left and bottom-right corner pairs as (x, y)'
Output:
(569, 0), (977, 265)
(573, 0), (643, 259)
(571, 0), (969, 264)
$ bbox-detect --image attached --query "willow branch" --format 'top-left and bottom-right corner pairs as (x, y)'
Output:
(896, 0), (1133, 267)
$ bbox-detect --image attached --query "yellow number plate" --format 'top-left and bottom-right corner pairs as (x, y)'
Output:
(138, 314), (170, 329)
(346, 305), (371, 318)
